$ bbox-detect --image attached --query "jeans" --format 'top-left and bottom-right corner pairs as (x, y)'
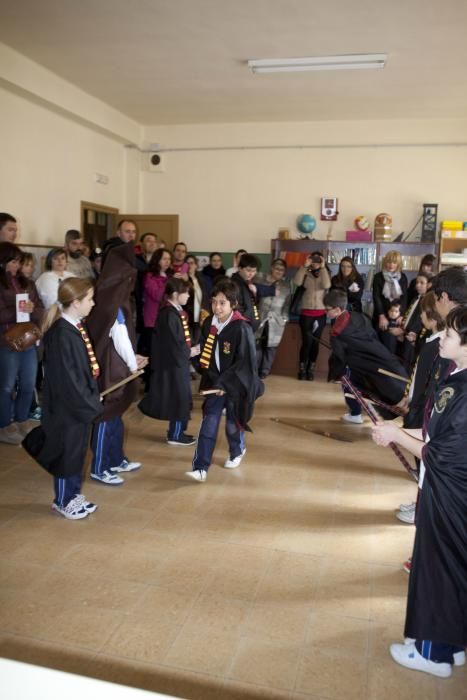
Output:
(0, 345), (38, 428)
(299, 314), (326, 367)
(192, 395), (244, 470)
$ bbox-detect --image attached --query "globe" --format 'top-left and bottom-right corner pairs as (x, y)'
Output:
(297, 214), (317, 236)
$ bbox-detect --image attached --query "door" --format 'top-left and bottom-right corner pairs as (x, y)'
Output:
(119, 214), (179, 250)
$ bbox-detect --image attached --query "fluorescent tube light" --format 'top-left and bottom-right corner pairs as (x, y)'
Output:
(248, 54), (387, 74)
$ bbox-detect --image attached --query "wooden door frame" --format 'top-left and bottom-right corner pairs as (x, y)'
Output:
(80, 201), (120, 236)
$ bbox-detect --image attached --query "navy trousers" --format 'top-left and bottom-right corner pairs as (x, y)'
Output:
(54, 472), (82, 507)
(168, 419), (188, 440)
(192, 395), (244, 471)
(91, 416), (126, 475)
(416, 639), (464, 664)
(343, 367), (361, 416)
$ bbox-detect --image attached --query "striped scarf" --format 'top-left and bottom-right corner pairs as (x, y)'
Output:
(179, 310), (191, 347)
(76, 321), (100, 378)
(199, 325), (218, 369)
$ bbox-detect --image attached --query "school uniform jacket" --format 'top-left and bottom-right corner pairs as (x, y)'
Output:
(138, 304), (192, 422)
(405, 368), (467, 647)
(328, 310), (409, 408)
(22, 318), (103, 477)
(198, 313), (264, 429)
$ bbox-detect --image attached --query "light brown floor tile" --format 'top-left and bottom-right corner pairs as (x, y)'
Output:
(0, 634), (98, 676)
(305, 611), (370, 656)
(367, 655), (438, 700)
(222, 679), (294, 699)
(296, 647), (367, 699)
(241, 600), (312, 644)
(105, 617), (181, 664)
(255, 551), (323, 603)
(131, 584), (198, 626)
(164, 622), (241, 676)
(182, 592), (251, 634)
(228, 637), (301, 691)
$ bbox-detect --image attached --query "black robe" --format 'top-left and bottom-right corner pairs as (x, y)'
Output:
(22, 318), (103, 477)
(328, 311), (409, 409)
(231, 273), (261, 332)
(405, 368), (467, 646)
(138, 305), (192, 422)
(198, 313), (264, 430)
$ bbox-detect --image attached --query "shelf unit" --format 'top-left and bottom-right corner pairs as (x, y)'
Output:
(271, 239), (438, 315)
(439, 230), (467, 267)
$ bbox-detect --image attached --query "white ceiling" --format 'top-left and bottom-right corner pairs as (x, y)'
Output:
(1, 0), (467, 125)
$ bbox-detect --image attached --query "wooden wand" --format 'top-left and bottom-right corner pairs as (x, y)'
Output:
(341, 374), (418, 482)
(100, 370), (144, 399)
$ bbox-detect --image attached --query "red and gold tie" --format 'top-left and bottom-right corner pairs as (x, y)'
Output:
(199, 325), (218, 369)
(179, 310), (191, 348)
(76, 321), (100, 378)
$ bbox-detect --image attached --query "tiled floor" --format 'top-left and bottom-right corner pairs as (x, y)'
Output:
(0, 375), (465, 699)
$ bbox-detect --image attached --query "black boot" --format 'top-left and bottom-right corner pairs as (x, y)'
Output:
(305, 362), (315, 381)
(297, 363), (306, 380)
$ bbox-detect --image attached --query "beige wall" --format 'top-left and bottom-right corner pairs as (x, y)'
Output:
(0, 85), (128, 244)
(2, 39), (467, 251)
(141, 120), (467, 251)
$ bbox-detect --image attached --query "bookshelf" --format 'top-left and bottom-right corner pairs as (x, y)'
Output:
(271, 239), (437, 315)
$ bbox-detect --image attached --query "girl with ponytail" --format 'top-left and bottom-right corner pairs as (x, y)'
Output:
(24, 277), (104, 520)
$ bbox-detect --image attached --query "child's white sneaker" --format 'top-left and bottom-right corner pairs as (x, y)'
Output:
(224, 448), (246, 469)
(185, 469), (207, 482)
(51, 497), (89, 520)
(390, 643), (452, 678)
(342, 413), (364, 424)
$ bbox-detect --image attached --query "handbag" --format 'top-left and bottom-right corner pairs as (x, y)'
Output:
(289, 284), (305, 317)
(3, 322), (42, 352)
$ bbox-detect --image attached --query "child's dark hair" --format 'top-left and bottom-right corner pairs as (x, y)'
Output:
(211, 278), (239, 307)
(445, 305), (467, 345)
(323, 289), (347, 310)
(431, 268), (467, 304)
(209, 251), (223, 261)
(45, 247), (67, 270)
(165, 277), (189, 296)
(388, 301), (401, 312)
(420, 291), (445, 330)
(238, 253), (260, 270)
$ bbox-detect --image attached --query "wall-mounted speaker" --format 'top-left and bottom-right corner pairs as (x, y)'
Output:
(148, 153), (165, 172)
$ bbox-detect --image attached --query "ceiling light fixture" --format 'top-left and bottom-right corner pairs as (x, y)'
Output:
(247, 53), (387, 74)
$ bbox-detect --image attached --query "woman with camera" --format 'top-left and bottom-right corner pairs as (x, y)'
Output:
(293, 252), (331, 380)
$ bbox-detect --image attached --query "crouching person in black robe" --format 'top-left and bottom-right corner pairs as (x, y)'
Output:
(324, 288), (409, 423)
(372, 305), (467, 679)
(185, 278), (264, 482)
(22, 277), (103, 520)
(138, 278), (200, 446)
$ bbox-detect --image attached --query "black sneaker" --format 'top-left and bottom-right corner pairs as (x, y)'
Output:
(167, 434), (197, 446)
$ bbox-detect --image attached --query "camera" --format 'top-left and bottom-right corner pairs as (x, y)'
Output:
(310, 254), (322, 264)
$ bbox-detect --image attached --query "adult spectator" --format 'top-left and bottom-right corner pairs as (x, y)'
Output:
(65, 230), (94, 279)
(201, 252), (226, 294)
(226, 249), (247, 277)
(372, 250), (408, 351)
(185, 254), (210, 345)
(256, 258), (291, 379)
(331, 256), (365, 312)
(0, 243), (44, 444)
(36, 247), (74, 309)
(293, 251), (331, 380)
(172, 242), (189, 277)
(143, 247), (173, 335)
(0, 213), (18, 243)
(137, 233), (158, 265)
(101, 219), (138, 268)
